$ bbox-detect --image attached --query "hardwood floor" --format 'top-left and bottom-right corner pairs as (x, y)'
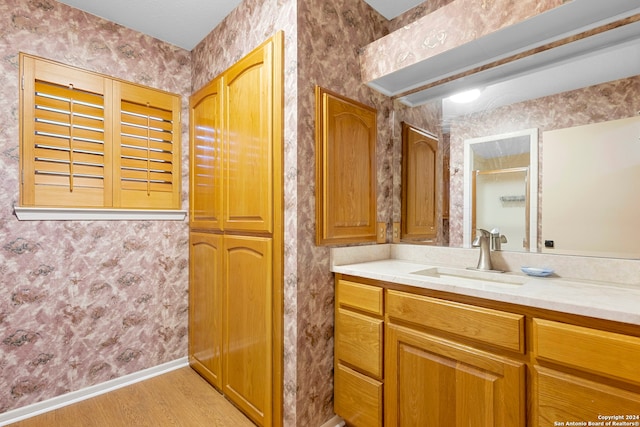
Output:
(9, 367), (256, 427)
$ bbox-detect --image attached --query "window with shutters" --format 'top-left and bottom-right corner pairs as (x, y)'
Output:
(18, 53), (182, 217)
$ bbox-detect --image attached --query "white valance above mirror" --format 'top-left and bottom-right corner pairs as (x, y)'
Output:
(360, 0), (640, 107)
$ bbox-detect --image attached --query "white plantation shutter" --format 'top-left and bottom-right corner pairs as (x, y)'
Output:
(20, 54), (180, 210)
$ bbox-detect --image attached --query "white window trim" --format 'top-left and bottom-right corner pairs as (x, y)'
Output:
(14, 206), (186, 221)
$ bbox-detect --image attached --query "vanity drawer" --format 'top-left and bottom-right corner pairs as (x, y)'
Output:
(334, 362), (383, 427)
(335, 307), (383, 378)
(533, 318), (640, 384)
(337, 279), (383, 316)
(386, 290), (525, 353)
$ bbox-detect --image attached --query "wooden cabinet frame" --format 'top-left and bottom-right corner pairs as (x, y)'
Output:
(334, 273), (640, 427)
(189, 32), (284, 427)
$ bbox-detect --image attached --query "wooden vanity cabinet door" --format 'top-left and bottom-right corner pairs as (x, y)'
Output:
(385, 322), (526, 427)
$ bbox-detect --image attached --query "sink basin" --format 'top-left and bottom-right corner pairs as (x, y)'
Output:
(411, 266), (528, 286)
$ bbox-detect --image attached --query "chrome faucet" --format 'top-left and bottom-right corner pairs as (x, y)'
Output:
(472, 229), (493, 271)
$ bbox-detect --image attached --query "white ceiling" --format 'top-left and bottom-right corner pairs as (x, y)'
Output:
(56, 0), (243, 50)
(55, 0), (423, 50)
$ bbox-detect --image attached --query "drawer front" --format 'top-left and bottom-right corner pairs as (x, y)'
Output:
(334, 362), (383, 427)
(533, 366), (640, 426)
(386, 290), (525, 353)
(336, 307), (383, 378)
(533, 318), (640, 384)
(337, 279), (383, 316)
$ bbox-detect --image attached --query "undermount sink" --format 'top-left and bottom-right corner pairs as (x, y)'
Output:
(411, 266), (528, 286)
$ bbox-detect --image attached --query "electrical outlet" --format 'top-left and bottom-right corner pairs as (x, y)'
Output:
(392, 222), (400, 243)
(377, 222), (387, 243)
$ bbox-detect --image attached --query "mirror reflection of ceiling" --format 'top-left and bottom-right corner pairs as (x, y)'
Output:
(472, 136), (530, 159)
(441, 29), (640, 128)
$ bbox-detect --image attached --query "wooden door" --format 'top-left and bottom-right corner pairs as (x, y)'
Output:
(385, 323), (525, 427)
(189, 78), (223, 230)
(223, 235), (273, 427)
(401, 122), (438, 240)
(315, 87), (377, 245)
(222, 40), (274, 233)
(188, 232), (223, 389)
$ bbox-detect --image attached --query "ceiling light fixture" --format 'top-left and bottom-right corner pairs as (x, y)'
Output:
(449, 88), (482, 103)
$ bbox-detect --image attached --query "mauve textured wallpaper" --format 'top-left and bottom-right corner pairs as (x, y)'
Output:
(295, 1), (389, 425)
(0, 0), (191, 415)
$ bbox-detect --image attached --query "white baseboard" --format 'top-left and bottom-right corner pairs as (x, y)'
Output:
(0, 357), (189, 426)
(320, 414), (346, 427)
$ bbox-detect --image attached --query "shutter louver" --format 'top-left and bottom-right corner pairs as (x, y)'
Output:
(120, 101), (174, 194)
(115, 82), (181, 209)
(34, 81), (106, 191)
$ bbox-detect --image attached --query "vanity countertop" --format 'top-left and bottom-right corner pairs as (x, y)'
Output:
(332, 258), (640, 326)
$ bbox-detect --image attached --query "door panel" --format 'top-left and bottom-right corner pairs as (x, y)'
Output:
(386, 323), (525, 427)
(188, 232), (223, 389)
(315, 87), (377, 245)
(402, 122), (438, 240)
(223, 44), (273, 233)
(223, 235), (272, 426)
(189, 78), (223, 230)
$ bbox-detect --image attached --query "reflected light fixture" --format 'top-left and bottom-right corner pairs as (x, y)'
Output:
(449, 88), (482, 103)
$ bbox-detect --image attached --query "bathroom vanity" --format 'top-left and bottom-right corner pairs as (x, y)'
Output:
(331, 245), (640, 427)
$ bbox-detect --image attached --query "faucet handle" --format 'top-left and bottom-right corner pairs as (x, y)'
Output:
(476, 229), (491, 237)
(472, 229), (490, 247)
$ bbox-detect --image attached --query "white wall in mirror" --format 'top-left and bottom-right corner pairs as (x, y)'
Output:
(463, 128), (538, 251)
(542, 115), (640, 259)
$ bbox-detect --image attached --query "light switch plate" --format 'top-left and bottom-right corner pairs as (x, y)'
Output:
(377, 222), (387, 243)
(392, 222), (400, 243)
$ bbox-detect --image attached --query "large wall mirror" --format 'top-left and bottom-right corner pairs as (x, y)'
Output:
(394, 27), (640, 259)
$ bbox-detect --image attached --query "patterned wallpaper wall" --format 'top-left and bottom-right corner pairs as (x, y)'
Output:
(6, 0), (598, 424)
(295, 1), (389, 425)
(0, 0), (191, 414)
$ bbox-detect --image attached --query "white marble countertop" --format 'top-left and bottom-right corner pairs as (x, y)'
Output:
(332, 258), (640, 326)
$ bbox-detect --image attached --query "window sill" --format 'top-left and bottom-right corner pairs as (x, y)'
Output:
(14, 206), (187, 221)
